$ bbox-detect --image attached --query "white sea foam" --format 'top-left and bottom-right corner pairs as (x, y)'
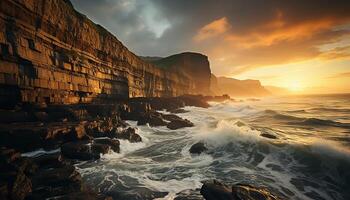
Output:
(193, 119), (262, 147)
(142, 175), (203, 200)
(309, 138), (350, 162)
(77, 96), (350, 200)
(21, 148), (60, 157)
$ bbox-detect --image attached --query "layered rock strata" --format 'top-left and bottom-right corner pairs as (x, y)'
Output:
(151, 52), (212, 95)
(0, 0), (193, 107)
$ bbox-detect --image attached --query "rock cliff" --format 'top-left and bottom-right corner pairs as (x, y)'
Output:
(215, 76), (271, 97)
(150, 52), (212, 95)
(0, 0), (193, 107)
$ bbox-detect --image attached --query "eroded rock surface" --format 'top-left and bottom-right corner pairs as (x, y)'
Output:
(200, 180), (280, 200)
(189, 142), (208, 155)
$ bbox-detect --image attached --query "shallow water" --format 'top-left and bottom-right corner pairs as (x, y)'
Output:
(76, 94), (350, 200)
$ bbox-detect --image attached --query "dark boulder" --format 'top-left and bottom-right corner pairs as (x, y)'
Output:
(232, 184), (279, 200)
(189, 142), (208, 155)
(174, 189), (203, 200)
(115, 127), (142, 143)
(119, 102), (152, 120)
(200, 180), (279, 200)
(0, 128), (44, 152)
(0, 162), (32, 200)
(9, 170), (32, 200)
(91, 143), (111, 155)
(162, 114), (183, 122)
(31, 165), (81, 187)
(260, 133), (277, 139)
(94, 138), (120, 153)
(234, 121), (246, 127)
(137, 112), (167, 126)
(30, 165), (83, 199)
(12, 157), (38, 175)
(200, 180), (233, 200)
(106, 187), (168, 200)
(61, 142), (99, 161)
(32, 153), (64, 169)
(168, 108), (189, 114)
(0, 148), (20, 164)
(0, 110), (33, 123)
(53, 191), (113, 200)
(167, 119), (194, 130)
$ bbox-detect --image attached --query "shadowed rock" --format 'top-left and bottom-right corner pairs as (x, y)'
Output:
(61, 142), (99, 161)
(167, 119), (194, 130)
(94, 138), (120, 153)
(200, 180), (280, 200)
(91, 143), (110, 155)
(115, 127), (142, 143)
(30, 165), (83, 199)
(260, 133), (277, 139)
(189, 142), (208, 155)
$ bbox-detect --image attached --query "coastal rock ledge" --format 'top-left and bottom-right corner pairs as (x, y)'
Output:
(201, 180), (280, 200)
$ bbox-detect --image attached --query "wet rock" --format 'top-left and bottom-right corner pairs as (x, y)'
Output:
(200, 180), (280, 200)
(106, 187), (168, 200)
(167, 119), (194, 130)
(94, 138), (120, 153)
(115, 127), (142, 143)
(162, 114), (183, 122)
(0, 128), (44, 152)
(33, 111), (49, 122)
(32, 165), (81, 187)
(119, 102), (152, 121)
(0, 148), (36, 175)
(69, 123), (87, 140)
(174, 189), (204, 200)
(260, 133), (277, 139)
(168, 108), (189, 114)
(12, 157), (38, 175)
(137, 112), (168, 126)
(53, 191), (113, 200)
(0, 110), (33, 123)
(91, 143), (111, 154)
(234, 121), (246, 127)
(32, 153), (64, 169)
(31, 165), (83, 199)
(11, 170), (32, 200)
(189, 142), (208, 155)
(232, 184), (279, 200)
(61, 142), (99, 161)
(200, 180), (233, 200)
(0, 148), (20, 164)
(0, 169), (33, 200)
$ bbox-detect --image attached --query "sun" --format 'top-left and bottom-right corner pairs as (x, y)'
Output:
(287, 81), (303, 92)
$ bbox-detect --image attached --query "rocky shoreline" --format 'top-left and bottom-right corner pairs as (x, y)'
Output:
(0, 94), (282, 200)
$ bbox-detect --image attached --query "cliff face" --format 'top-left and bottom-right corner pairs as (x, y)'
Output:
(0, 0), (193, 106)
(152, 52), (211, 95)
(209, 74), (222, 95)
(216, 77), (271, 97)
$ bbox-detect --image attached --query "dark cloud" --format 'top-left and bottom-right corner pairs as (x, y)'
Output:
(70, 0), (350, 76)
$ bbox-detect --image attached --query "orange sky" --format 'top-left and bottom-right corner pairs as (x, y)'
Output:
(72, 0), (350, 94)
(193, 12), (350, 94)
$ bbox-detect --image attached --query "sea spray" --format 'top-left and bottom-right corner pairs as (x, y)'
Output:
(76, 95), (350, 200)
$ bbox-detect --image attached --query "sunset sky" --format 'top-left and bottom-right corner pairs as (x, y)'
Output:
(71, 0), (350, 94)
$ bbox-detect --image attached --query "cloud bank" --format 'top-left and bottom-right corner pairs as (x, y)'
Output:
(71, 0), (350, 76)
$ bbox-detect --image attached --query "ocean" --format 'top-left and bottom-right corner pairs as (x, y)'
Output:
(76, 94), (350, 200)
